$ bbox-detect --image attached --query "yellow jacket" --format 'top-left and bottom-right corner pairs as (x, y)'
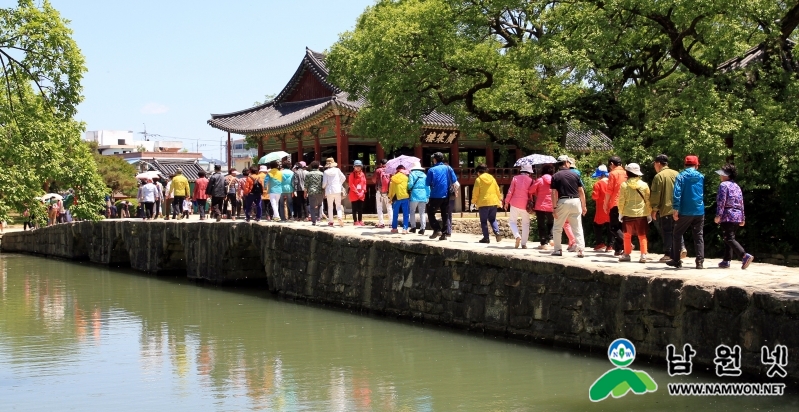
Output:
(618, 177), (651, 218)
(388, 173), (410, 201)
(472, 172), (501, 207)
(170, 174), (190, 197)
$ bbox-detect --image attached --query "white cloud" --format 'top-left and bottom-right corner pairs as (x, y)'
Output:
(140, 102), (169, 115)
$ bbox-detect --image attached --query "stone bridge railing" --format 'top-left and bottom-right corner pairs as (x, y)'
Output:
(2, 221), (798, 382)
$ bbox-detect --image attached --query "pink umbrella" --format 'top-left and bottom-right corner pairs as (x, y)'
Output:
(384, 155), (420, 175)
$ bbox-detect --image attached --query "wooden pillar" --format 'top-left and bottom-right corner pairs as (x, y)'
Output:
(376, 143), (385, 162)
(257, 137), (264, 158)
(515, 148), (523, 163)
(486, 143), (494, 168)
(314, 135), (321, 162)
(414, 144), (423, 160)
(297, 136), (303, 164)
(226, 132), (232, 168)
(280, 136), (287, 152)
(451, 140), (460, 168)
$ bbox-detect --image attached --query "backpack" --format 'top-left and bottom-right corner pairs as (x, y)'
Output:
(250, 176), (263, 195)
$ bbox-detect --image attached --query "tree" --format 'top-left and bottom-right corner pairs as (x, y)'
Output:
(328, 0), (799, 251)
(86, 142), (138, 197)
(0, 0), (105, 221)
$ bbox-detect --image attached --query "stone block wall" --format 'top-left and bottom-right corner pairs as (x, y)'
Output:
(2, 221), (798, 381)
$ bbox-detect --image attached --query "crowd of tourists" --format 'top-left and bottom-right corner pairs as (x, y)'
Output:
(125, 151), (752, 270)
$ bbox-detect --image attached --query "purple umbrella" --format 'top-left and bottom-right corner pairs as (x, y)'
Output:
(385, 155), (420, 175)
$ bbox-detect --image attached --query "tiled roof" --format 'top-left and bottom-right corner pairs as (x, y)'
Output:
(717, 40), (796, 73)
(565, 125), (613, 152)
(208, 48), (457, 135)
(144, 160), (205, 182)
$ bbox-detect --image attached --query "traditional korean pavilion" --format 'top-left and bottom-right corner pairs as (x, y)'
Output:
(207, 48), (610, 212)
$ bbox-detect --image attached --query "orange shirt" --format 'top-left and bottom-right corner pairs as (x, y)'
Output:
(606, 166), (628, 208)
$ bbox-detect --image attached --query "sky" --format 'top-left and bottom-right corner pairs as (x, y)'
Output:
(24, 0), (375, 160)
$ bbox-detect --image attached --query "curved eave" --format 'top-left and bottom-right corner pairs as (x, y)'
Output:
(273, 48), (339, 103)
(208, 98), (358, 136)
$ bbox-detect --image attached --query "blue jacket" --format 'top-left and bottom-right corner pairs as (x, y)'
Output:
(425, 163), (457, 199)
(672, 167), (704, 216)
(407, 170), (430, 203)
(281, 169), (295, 193)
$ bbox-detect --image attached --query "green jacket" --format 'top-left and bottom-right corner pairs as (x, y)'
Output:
(650, 167), (678, 216)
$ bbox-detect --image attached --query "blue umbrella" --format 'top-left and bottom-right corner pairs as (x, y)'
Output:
(514, 154), (557, 167)
(258, 151), (290, 165)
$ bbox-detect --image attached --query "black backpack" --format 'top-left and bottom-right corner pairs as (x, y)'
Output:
(250, 176), (263, 195)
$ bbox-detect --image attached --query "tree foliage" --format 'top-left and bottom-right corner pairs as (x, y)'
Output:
(328, 0), (799, 251)
(85, 141), (138, 197)
(0, 0), (105, 221)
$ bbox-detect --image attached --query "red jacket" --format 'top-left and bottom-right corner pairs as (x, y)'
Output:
(349, 171), (367, 202)
(592, 179), (610, 224)
(193, 177), (209, 200)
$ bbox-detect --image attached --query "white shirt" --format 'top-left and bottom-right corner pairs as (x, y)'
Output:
(322, 167), (346, 195)
(139, 183), (158, 203)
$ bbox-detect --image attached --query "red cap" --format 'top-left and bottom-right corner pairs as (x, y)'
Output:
(684, 155), (699, 166)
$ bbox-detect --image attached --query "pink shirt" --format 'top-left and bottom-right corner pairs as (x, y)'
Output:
(528, 175), (553, 212)
(505, 174), (533, 210)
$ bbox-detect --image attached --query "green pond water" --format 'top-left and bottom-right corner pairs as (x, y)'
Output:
(0, 254), (796, 411)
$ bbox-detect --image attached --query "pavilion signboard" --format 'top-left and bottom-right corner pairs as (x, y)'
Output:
(422, 130), (458, 144)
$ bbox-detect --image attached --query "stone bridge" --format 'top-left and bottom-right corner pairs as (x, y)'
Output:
(2, 220), (799, 381)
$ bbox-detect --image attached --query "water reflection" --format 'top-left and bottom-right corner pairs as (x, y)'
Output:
(0, 254), (797, 411)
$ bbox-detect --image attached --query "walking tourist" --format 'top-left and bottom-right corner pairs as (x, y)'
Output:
(207, 165), (226, 222)
(604, 156), (627, 255)
(407, 161), (429, 235)
(23, 208), (34, 230)
(590, 165), (612, 251)
(182, 197), (192, 219)
(258, 165), (272, 220)
(304, 161), (325, 225)
(280, 162), (294, 221)
(617, 163), (651, 263)
(237, 169), (249, 219)
(426, 152), (458, 241)
(388, 164), (410, 234)
(138, 178), (158, 220)
(529, 164), (555, 249)
(472, 164), (503, 244)
(715, 164), (754, 269)
(667, 155), (706, 269)
(322, 158), (346, 227)
(170, 168), (190, 220)
(292, 162), (308, 221)
(243, 166), (264, 222)
(154, 178), (164, 218)
(550, 155), (587, 257)
(266, 161), (284, 221)
(194, 171), (209, 220)
(505, 164), (534, 248)
(162, 176), (171, 220)
(348, 160), (367, 226)
(650, 154), (687, 262)
(224, 169), (239, 220)
(373, 159), (392, 228)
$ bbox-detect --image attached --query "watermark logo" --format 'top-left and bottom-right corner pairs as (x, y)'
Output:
(589, 338), (658, 402)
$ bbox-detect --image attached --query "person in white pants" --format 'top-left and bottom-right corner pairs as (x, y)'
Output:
(504, 164), (535, 248)
(373, 159), (392, 228)
(550, 155), (587, 257)
(322, 157), (346, 227)
(407, 161), (430, 234)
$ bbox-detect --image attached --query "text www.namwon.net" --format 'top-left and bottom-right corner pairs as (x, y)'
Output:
(668, 383), (786, 396)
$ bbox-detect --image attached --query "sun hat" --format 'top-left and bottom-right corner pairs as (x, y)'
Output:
(557, 155), (570, 163)
(326, 157), (338, 167)
(353, 160), (363, 167)
(259, 165), (268, 172)
(411, 161), (424, 171)
(569, 157), (577, 166)
(684, 155), (700, 166)
(625, 163), (643, 176)
(520, 164), (534, 174)
(591, 164), (609, 178)
(715, 169), (729, 177)
(299, 161), (306, 168)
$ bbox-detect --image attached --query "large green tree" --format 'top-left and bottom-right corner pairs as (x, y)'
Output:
(0, 0), (105, 221)
(328, 0), (799, 251)
(85, 142), (138, 197)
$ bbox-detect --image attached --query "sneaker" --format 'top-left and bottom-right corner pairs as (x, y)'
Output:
(353, 221), (358, 226)
(665, 259), (682, 268)
(613, 249), (622, 257)
(659, 255), (671, 263)
(438, 234), (447, 241)
(479, 238), (490, 244)
(216, 215), (221, 222)
(536, 244), (550, 250)
(593, 244), (606, 251)
(402, 229), (408, 234)
(515, 237), (521, 249)
(604, 246), (614, 253)
(445, 233), (451, 238)
(376, 224), (385, 229)
(696, 262), (704, 269)
(551, 250), (563, 256)
(718, 260), (731, 269)
(742, 254), (754, 270)
(338, 218), (343, 227)
(495, 233), (503, 242)
(521, 245), (527, 249)
(328, 222), (334, 226)
(391, 229), (398, 233)
(639, 254), (648, 263)
(418, 229), (425, 235)
(577, 250), (584, 258)
(409, 228), (417, 233)
(619, 254), (631, 262)
(680, 249), (688, 259)
(429, 231), (441, 239)
(567, 244), (578, 252)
